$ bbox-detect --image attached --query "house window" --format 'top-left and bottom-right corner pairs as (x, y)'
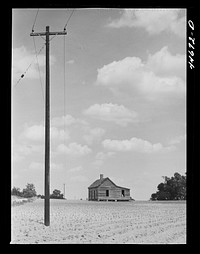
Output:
(122, 190), (125, 197)
(106, 190), (109, 197)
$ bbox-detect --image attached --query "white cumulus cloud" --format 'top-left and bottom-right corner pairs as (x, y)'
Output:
(12, 46), (56, 84)
(29, 161), (63, 171)
(93, 151), (115, 168)
(21, 124), (69, 142)
(15, 143), (43, 156)
(56, 142), (92, 156)
(22, 124), (44, 141)
(146, 46), (186, 80)
(108, 9), (186, 37)
(83, 127), (106, 145)
(51, 114), (88, 128)
(102, 137), (175, 153)
(168, 134), (186, 145)
(84, 103), (138, 126)
(96, 47), (185, 100)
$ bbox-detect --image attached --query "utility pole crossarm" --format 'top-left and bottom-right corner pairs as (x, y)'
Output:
(30, 31), (67, 36)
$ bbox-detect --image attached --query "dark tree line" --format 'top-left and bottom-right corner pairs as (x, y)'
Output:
(150, 172), (186, 200)
(11, 183), (37, 198)
(38, 189), (64, 199)
(11, 184), (64, 199)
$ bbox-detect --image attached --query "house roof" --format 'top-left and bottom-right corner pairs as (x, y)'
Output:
(88, 177), (130, 190)
(88, 177), (107, 188)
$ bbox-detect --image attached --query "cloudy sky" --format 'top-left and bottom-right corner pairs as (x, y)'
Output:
(12, 8), (186, 200)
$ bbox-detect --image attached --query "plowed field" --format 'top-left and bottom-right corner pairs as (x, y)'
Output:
(11, 199), (186, 244)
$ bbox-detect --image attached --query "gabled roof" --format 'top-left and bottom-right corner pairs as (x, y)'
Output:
(88, 177), (107, 188)
(88, 177), (130, 190)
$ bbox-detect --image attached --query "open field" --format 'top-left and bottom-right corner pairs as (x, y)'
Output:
(11, 199), (186, 244)
(11, 195), (37, 206)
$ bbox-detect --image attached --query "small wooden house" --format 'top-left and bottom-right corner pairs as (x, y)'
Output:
(88, 174), (130, 201)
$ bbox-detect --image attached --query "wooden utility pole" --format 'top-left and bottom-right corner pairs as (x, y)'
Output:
(63, 183), (66, 199)
(30, 26), (67, 226)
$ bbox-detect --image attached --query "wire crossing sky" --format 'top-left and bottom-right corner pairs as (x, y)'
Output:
(12, 8), (186, 200)
(31, 8), (39, 32)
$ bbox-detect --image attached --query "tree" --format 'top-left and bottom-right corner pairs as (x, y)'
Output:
(50, 189), (64, 199)
(150, 172), (186, 200)
(22, 183), (37, 198)
(11, 187), (22, 196)
(150, 193), (157, 201)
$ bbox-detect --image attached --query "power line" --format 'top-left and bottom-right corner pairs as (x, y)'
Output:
(63, 33), (67, 168)
(32, 9), (39, 32)
(14, 62), (32, 87)
(62, 9), (76, 170)
(32, 36), (44, 102)
(63, 9), (75, 31)
(49, 34), (58, 42)
(15, 9), (75, 87)
(63, 34), (66, 120)
(14, 43), (45, 87)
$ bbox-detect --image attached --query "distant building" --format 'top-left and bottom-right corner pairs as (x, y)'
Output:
(88, 174), (130, 201)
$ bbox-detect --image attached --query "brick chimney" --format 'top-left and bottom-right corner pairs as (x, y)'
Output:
(100, 174), (104, 180)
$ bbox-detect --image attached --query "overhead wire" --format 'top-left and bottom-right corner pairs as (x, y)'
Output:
(63, 34), (66, 121)
(14, 8), (42, 87)
(14, 8), (78, 183)
(46, 9), (75, 46)
(15, 9), (76, 87)
(63, 29), (67, 168)
(32, 36), (44, 102)
(14, 62), (32, 87)
(63, 9), (75, 31)
(31, 8), (45, 102)
(14, 43), (45, 87)
(32, 8), (39, 32)
(62, 8), (77, 169)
